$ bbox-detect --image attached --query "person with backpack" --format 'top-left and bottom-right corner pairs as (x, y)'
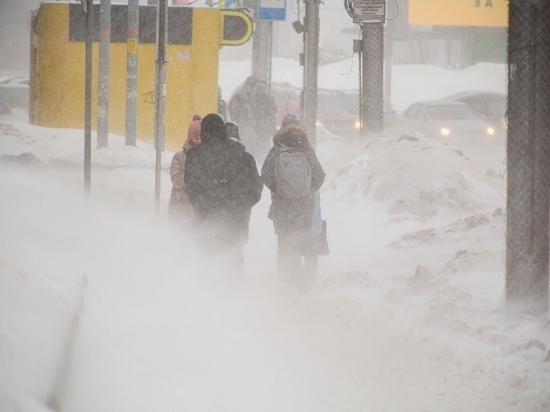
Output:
(184, 113), (263, 275)
(260, 114), (326, 292)
(168, 114), (202, 226)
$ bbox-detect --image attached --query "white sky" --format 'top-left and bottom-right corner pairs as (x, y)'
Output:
(1, 60), (549, 411)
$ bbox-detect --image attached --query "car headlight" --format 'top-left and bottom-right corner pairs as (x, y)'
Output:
(316, 120), (324, 128)
(486, 126), (496, 136)
(354, 120), (361, 130)
(439, 127), (451, 137)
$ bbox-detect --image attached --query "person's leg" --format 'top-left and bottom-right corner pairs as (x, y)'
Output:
(302, 253), (318, 292)
(277, 234), (303, 291)
(226, 242), (245, 285)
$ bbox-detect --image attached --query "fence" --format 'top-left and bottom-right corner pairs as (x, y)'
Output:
(506, 0), (550, 315)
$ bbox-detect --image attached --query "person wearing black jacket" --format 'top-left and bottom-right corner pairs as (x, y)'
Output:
(184, 114), (262, 273)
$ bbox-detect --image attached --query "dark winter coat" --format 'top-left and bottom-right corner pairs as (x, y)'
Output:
(228, 86), (254, 126)
(260, 124), (325, 235)
(184, 114), (262, 248)
(251, 88), (277, 137)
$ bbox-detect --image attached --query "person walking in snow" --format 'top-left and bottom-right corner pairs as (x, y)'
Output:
(168, 114), (202, 226)
(228, 76), (258, 151)
(226, 121), (243, 147)
(184, 113), (263, 273)
(250, 80), (278, 162)
(276, 89), (300, 127)
(225, 121), (257, 244)
(260, 114), (326, 292)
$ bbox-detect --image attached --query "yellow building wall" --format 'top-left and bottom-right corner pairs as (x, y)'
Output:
(33, 2), (220, 153)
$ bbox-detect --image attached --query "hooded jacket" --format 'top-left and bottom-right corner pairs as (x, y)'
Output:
(168, 140), (194, 216)
(184, 114), (262, 246)
(261, 123), (325, 235)
(168, 115), (202, 219)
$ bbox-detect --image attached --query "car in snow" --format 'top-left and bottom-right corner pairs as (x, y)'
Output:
(272, 85), (398, 137)
(442, 90), (507, 134)
(229, 80), (398, 138)
(336, 90), (398, 133)
(400, 99), (501, 142)
(0, 72), (30, 113)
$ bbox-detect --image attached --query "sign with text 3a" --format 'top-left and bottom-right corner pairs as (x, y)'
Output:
(258, 0), (286, 21)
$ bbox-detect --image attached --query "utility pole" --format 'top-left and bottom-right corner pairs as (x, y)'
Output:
(360, 21), (384, 137)
(126, 0), (139, 146)
(347, 0), (385, 138)
(251, 0), (274, 84)
(84, 0), (93, 196)
(384, 9), (394, 108)
(301, 0), (320, 148)
(97, 0), (111, 149)
(251, 19), (273, 84)
(154, 0), (167, 212)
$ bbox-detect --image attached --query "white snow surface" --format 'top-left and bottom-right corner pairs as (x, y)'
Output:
(1, 62), (549, 411)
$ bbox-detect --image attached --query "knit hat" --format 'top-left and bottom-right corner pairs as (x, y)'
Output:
(186, 114), (202, 143)
(225, 122), (240, 140)
(281, 113), (300, 127)
(200, 113), (227, 142)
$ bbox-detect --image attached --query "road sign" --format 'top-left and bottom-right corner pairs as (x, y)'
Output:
(258, 0), (286, 21)
(353, 0), (386, 24)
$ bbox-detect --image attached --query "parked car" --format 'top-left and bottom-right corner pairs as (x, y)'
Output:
(443, 90), (507, 133)
(229, 80), (397, 138)
(331, 89), (399, 135)
(401, 99), (500, 141)
(0, 72), (30, 113)
(275, 86), (397, 137)
(316, 89), (360, 136)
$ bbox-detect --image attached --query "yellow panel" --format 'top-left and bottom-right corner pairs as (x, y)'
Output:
(136, 44), (157, 146)
(165, 43), (194, 151)
(34, 4), (222, 154)
(108, 43), (131, 138)
(164, 7), (220, 153)
(36, 3), (70, 126)
(409, 0), (508, 28)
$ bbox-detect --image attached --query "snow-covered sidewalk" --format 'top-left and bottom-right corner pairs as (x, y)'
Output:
(1, 115), (549, 411)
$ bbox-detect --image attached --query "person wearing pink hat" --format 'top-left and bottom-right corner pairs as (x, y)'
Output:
(168, 114), (202, 225)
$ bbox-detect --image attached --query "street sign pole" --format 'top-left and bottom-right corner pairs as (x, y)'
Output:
(253, 1), (286, 85)
(126, 0), (139, 146)
(154, 0), (167, 213)
(352, 0), (385, 137)
(98, 0), (111, 149)
(302, 0), (320, 148)
(84, 0), (93, 196)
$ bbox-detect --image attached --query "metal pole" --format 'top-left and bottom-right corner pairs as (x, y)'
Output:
(252, 19), (273, 84)
(302, 0), (319, 148)
(154, 0), (167, 211)
(361, 22), (384, 137)
(97, 0), (111, 149)
(384, 17), (394, 108)
(126, 0), (139, 146)
(84, 0), (93, 196)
